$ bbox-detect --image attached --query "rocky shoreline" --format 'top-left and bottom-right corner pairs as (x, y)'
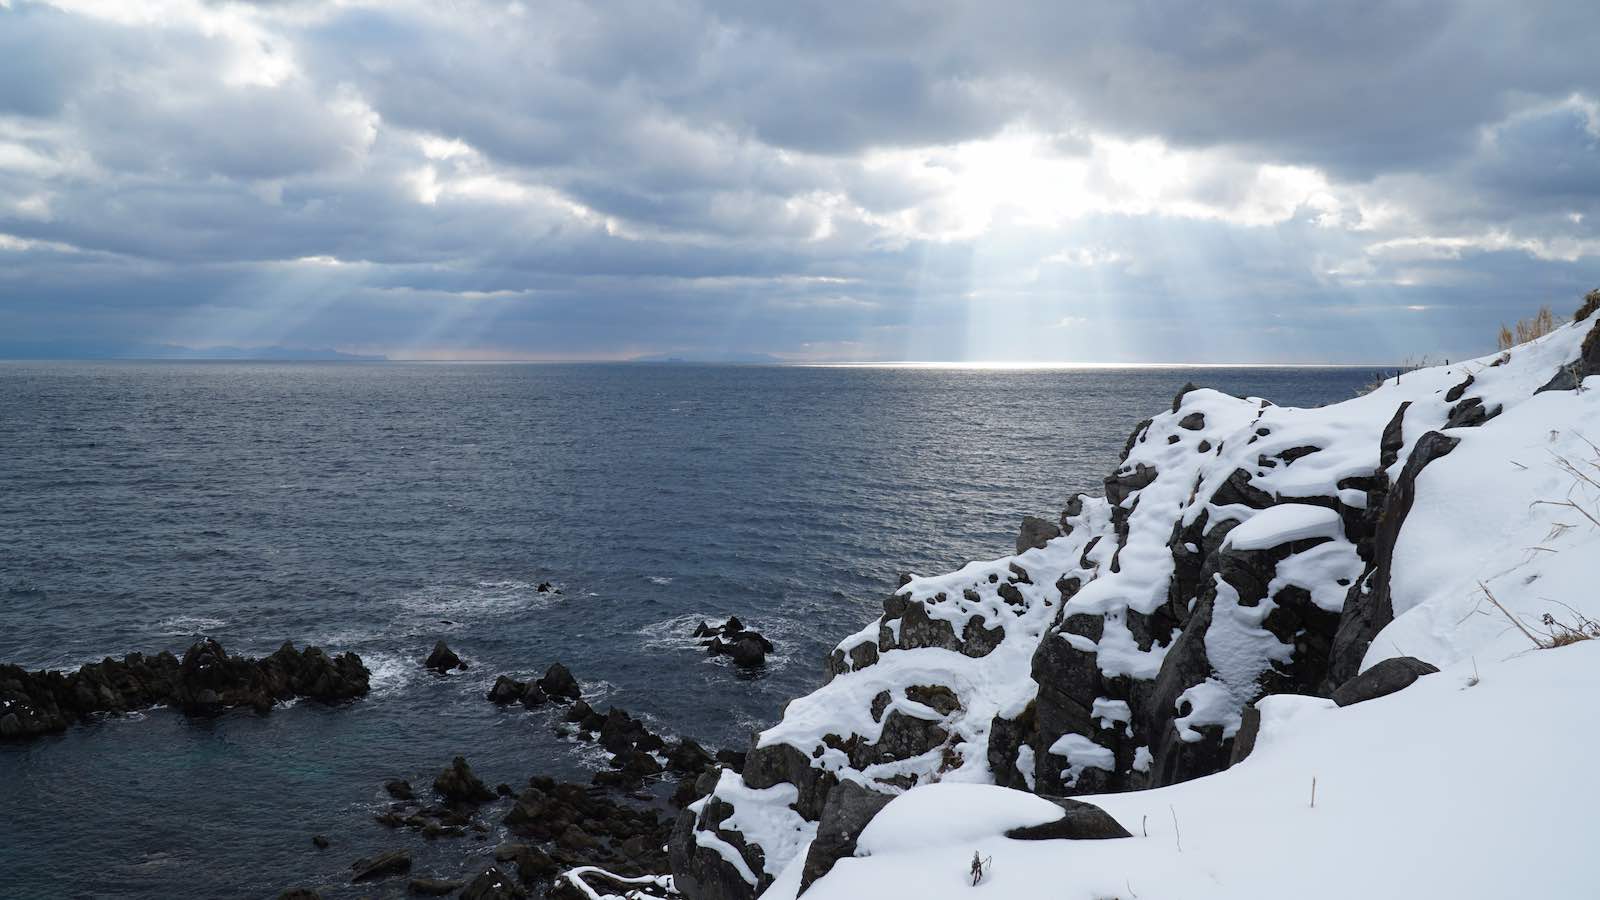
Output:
(0, 638), (370, 739)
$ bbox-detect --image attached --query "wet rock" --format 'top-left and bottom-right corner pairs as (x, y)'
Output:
(424, 641), (466, 674)
(351, 849), (412, 883)
(408, 876), (466, 895)
(1332, 656), (1439, 707)
(697, 619), (776, 668)
(460, 866), (528, 900)
(0, 640), (369, 741)
(667, 738), (714, 774)
(536, 663), (581, 703)
(434, 756), (495, 804)
(278, 890), (322, 900)
(1003, 798), (1131, 840)
(311, 834), (330, 849)
(384, 779), (415, 801)
(488, 676), (528, 704)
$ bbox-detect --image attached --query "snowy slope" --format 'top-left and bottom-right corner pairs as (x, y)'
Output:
(771, 639), (1600, 900)
(671, 310), (1600, 900)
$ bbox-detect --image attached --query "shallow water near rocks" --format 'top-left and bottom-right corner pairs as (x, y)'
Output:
(0, 361), (1370, 899)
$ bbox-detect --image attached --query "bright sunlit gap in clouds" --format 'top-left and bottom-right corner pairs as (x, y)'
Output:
(0, 0), (1595, 362)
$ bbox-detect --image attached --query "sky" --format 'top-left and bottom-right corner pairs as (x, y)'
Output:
(0, 0), (1598, 363)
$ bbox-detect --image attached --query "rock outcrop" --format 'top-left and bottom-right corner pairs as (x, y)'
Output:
(0, 639), (369, 740)
(671, 313), (1600, 899)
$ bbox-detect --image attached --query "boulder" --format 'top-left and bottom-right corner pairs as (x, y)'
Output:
(460, 866), (528, 900)
(1332, 656), (1440, 707)
(536, 663), (581, 702)
(487, 676), (527, 704)
(434, 756), (495, 804)
(1016, 515), (1061, 554)
(667, 738), (714, 774)
(1003, 798), (1131, 841)
(798, 780), (894, 894)
(725, 634), (768, 667)
(384, 779), (415, 800)
(424, 641), (466, 673)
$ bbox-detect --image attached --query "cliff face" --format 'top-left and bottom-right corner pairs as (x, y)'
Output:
(671, 313), (1600, 900)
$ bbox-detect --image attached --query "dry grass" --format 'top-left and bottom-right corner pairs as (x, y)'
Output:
(1575, 288), (1600, 323)
(1498, 305), (1565, 350)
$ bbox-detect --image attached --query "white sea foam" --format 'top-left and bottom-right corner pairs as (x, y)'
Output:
(154, 615), (227, 636)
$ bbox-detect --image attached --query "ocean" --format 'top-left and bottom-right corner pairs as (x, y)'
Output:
(0, 361), (1373, 898)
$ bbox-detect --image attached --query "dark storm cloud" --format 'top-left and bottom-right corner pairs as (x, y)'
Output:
(0, 0), (1596, 361)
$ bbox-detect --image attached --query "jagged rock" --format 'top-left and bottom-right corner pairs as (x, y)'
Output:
(798, 780), (894, 893)
(1003, 797), (1131, 840)
(424, 641), (466, 673)
(1332, 656), (1439, 707)
(536, 663), (581, 702)
(434, 756), (495, 804)
(384, 779), (415, 800)
(1328, 431), (1459, 689)
(488, 676), (528, 704)
(1017, 515), (1061, 554)
(0, 640), (368, 741)
(667, 738), (714, 773)
(725, 634), (768, 667)
(351, 850), (412, 883)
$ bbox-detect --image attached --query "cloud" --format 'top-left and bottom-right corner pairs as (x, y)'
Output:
(0, 0), (1597, 362)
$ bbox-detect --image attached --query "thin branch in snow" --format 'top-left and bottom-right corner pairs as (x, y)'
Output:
(1169, 805), (1182, 853)
(1310, 776), (1317, 809)
(1479, 582), (1544, 648)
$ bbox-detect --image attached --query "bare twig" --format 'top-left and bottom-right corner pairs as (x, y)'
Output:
(1531, 499), (1600, 530)
(1310, 776), (1317, 809)
(1169, 805), (1182, 853)
(1479, 581), (1544, 648)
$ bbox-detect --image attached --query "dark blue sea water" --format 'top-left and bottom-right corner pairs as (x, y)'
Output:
(0, 361), (1372, 899)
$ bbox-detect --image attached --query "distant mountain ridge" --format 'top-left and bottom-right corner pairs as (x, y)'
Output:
(0, 341), (386, 361)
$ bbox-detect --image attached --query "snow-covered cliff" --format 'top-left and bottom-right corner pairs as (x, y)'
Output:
(669, 307), (1600, 900)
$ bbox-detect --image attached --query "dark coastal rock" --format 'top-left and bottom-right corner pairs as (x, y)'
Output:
(460, 866), (528, 899)
(409, 876), (466, 895)
(384, 779), (415, 800)
(670, 804), (765, 900)
(351, 849), (412, 883)
(667, 738), (714, 773)
(1016, 515), (1061, 554)
(434, 756), (495, 804)
(488, 675), (528, 704)
(1229, 705), (1262, 767)
(1332, 656), (1439, 707)
(424, 641), (466, 674)
(1003, 798), (1130, 841)
(536, 663), (581, 702)
(311, 834), (331, 849)
(1327, 430), (1458, 689)
(798, 779), (894, 894)
(0, 640), (369, 741)
(278, 891), (322, 900)
(696, 618), (776, 668)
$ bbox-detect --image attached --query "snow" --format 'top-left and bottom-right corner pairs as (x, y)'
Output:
(701, 317), (1600, 896)
(772, 640), (1600, 900)
(1222, 503), (1343, 550)
(1372, 380), (1600, 670)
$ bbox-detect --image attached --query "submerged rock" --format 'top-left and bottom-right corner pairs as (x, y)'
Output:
(350, 849), (411, 883)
